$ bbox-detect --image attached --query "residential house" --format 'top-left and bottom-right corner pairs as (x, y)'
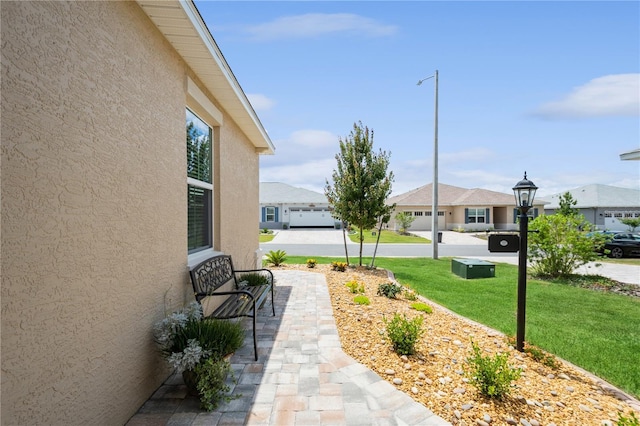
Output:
(388, 183), (545, 231)
(259, 182), (336, 229)
(544, 184), (640, 231)
(1, 1), (274, 424)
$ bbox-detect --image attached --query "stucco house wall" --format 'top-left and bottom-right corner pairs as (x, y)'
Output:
(1, 2), (271, 424)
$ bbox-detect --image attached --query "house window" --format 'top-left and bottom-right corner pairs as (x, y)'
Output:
(467, 208), (486, 224)
(266, 207), (276, 222)
(438, 211), (445, 216)
(187, 108), (212, 253)
(414, 211), (423, 217)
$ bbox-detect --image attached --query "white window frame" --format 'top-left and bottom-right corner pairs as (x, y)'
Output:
(468, 208), (486, 224)
(187, 78), (223, 266)
(265, 206), (276, 222)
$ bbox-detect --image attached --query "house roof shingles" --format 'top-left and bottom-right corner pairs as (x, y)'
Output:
(260, 182), (329, 205)
(544, 184), (640, 209)
(388, 183), (521, 207)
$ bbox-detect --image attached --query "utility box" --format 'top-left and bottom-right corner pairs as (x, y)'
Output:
(451, 258), (495, 279)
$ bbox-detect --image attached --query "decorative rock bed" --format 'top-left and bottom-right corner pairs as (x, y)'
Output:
(277, 264), (639, 426)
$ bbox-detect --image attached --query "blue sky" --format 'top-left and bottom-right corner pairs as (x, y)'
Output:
(195, 1), (640, 198)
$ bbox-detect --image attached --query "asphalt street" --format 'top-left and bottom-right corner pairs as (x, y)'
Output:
(261, 229), (514, 258)
(260, 229), (640, 285)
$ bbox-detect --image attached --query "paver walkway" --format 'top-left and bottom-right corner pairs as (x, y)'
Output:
(127, 270), (450, 425)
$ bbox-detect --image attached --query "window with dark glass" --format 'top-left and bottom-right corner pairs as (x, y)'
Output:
(187, 109), (212, 253)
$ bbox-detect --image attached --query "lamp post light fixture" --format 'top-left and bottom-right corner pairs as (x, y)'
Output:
(417, 70), (439, 259)
(512, 172), (538, 352)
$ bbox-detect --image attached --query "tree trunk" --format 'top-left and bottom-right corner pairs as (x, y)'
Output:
(370, 219), (384, 268)
(342, 222), (350, 265)
(358, 227), (364, 266)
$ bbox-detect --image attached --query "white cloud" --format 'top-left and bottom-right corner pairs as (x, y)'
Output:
(247, 93), (275, 111)
(260, 158), (336, 193)
(440, 147), (495, 164)
(534, 73), (640, 119)
(290, 129), (339, 149)
(244, 13), (397, 41)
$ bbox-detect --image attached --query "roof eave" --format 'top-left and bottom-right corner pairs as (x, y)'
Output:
(136, 0), (275, 155)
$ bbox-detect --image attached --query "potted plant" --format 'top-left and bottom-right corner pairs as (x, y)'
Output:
(153, 302), (245, 410)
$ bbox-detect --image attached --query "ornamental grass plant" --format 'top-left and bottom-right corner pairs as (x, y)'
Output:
(153, 302), (245, 410)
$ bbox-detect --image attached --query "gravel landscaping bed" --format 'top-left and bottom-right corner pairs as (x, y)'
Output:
(278, 264), (639, 426)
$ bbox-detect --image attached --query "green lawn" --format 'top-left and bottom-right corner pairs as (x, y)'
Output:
(285, 256), (640, 398)
(259, 234), (274, 243)
(347, 229), (429, 244)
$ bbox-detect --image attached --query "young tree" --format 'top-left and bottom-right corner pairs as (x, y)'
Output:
(394, 211), (416, 235)
(325, 122), (394, 266)
(528, 214), (604, 278)
(620, 217), (640, 232)
(557, 192), (578, 217)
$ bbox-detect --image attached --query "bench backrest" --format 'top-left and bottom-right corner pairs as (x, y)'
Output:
(190, 255), (237, 302)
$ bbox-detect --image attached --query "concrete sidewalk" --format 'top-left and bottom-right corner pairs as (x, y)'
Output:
(127, 270), (450, 426)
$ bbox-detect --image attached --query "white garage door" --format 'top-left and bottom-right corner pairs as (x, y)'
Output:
(289, 208), (335, 227)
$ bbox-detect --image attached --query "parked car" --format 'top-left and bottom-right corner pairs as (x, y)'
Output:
(603, 233), (640, 258)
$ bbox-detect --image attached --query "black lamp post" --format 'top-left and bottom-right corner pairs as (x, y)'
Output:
(512, 172), (538, 352)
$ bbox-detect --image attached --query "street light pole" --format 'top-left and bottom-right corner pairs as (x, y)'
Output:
(516, 209), (529, 352)
(512, 172), (538, 352)
(418, 70), (439, 259)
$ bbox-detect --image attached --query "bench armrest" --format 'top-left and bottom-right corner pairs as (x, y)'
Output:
(194, 288), (256, 302)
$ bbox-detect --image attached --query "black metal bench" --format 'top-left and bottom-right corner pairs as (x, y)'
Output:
(189, 255), (275, 361)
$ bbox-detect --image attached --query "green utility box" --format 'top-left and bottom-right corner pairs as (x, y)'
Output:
(451, 258), (495, 279)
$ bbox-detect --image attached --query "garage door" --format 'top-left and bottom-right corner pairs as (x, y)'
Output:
(289, 208), (335, 228)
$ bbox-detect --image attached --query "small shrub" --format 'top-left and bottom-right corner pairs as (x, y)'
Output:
(195, 356), (240, 411)
(331, 261), (348, 272)
(465, 340), (521, 399)
(238, 272), (269, 287)
(265, 249), (287, 266)
(345, 280), (365, 294)
(260, 228), (273, 234)
(505, 337), (560, 370)
(617, 411), (639, 426)
(306, 258), (317, 268)
(353, 295), (370, 305)
(404, 290), (418, 301)
(525, 345), (560, 370)
(377, 282), (402, 299)
(410, 302), (432, 313)
(384, 313), (423, 355)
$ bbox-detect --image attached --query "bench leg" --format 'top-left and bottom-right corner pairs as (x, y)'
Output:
(270, 286), (275, 316)
(252, 301), (258, 361)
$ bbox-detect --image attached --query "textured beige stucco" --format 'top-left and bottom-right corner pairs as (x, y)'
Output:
(1, 2), (261, 424)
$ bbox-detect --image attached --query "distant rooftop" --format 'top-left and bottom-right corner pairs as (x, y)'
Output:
(260, 182), (329, 204)
(620, 148), (640, 161)
(544, 184), (640, 209)
(388, 183), (531, 206)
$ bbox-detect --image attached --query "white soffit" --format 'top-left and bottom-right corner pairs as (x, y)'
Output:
(136, 0), (275, 154)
